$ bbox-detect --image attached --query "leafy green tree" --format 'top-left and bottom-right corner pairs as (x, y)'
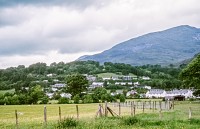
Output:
(119, 94), (126, 102)
(101, 93), (116, 102)
(58, 97), (69, 104)
(73, 94), (80, 104)
(193, 90), (200, 97)
(66, 74), (88, 96)
(83, 94), (93, 103)
(29, 85), (44, 104)
(179, 54), (200, 89)
(92, 87), (107, 103)
(41, 96), (49, 104)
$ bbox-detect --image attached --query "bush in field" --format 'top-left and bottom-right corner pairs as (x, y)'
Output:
(123, 116), (139, 125)
(189, 118), (200, 124)
(40, 96), (49, 104)
(73, 94), (80, 104)
(119, 94), (126, 102)
(57, 117), (78, 128)
(83, 94), (93, 103)
(58, 97), (69, 104)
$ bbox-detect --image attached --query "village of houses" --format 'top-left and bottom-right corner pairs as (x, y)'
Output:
(46, 74), (194, 101)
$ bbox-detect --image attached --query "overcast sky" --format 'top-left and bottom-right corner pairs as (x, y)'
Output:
(0, 0), (200, 68)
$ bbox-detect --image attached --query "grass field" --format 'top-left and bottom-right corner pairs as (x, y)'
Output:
(0, 101), (200, 128)
(0, 89), (15, 95)
(97, 72), (137, 78)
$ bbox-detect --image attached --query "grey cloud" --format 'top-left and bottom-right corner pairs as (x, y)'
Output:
(0, 0), (200, 57)
(0, 0), (108, 8)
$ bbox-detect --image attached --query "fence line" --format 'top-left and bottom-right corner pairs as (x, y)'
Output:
(112, 100), (173, 110)
(11, 101), (200, 128)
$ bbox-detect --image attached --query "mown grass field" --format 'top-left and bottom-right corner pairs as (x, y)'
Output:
(0, 89), (15, 95)
(0, 101), (200, 128)
(97, 72), (137, 78)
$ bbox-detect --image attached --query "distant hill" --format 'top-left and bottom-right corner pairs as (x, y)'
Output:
(177, 52), (200, 67)
(78, 25), (200, 66)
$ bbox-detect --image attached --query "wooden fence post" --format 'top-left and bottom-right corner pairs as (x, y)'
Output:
(189, 107), (192, 119)
(118, 102), (121, 116)
(131, 101), (133, 116)
(142, 102), (145, 113)
(155, 101), (157, 110)
(76, 105), (79, 119)
(159, 110), (162, 120)
(136, 101), (138, 109)
(133, 104), (136, 116)
(159, 101), (162, 110)
(15, 110), (18, 129)
(59, 106), (61, 121)
(149, 100), (151, 110)
(153, 101), (155, 112)
(44, 106), (47, 125)
(172, 100), (174, 109)
(105, 101), (108, 117)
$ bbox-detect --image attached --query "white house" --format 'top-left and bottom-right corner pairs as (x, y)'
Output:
(46, 93), (54, 99)
(115, 82), (132, 86)
(146, 89), (193, 99)
(86, 75), (96, 82)
(126, 90), (137, 97)
(52, 83), (66, 88)
(123, 76), (132, 80)
(142, 76), (150, 80)
(52, 88), (58, 92)
(144, 85), (151, 90)
(134, 82), (140, 86)
(102, 77), (111, 80)
(166, 89), (193, 98)
(146, 89), (166, 98)
(60, 93), (72, 99)
(111, 90), (123, 96)
(90, 82), (104, 89)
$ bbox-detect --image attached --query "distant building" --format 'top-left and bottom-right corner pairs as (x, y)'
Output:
(123, 76), (132, 80)
(134, 82), (140, 86)
(126, 90), (137, 97)
(46, 93), (54, 99)
(146, 89), (193, 99)
(52, 83), (66, 88)
(166, 89), (193, 98)
(142, 76), (150, 80)
(89, 82), (104, 89)
(60, 93), (72, 99)
(146, 89), (166, 98)
(115, 82), (133, 86)
(86, 75), (96, 82)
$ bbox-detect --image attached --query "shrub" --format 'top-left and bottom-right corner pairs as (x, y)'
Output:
(57, 117), (78, 128)
(119, 94), (126, 102)
(40, 96), (49, 104)
(83, 94), (93, 103)
(73, 94), (80, 104)
(189, 118), (200, 124)
(123, 116), (139, 125)
(58, 97), (69, 104)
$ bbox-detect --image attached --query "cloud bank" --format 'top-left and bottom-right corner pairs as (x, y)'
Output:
(0, 0), (200, 68)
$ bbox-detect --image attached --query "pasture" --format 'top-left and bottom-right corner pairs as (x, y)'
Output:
(0, 100), (200, 128)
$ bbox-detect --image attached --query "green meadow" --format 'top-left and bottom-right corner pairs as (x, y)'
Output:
(0, 101), (200, 129)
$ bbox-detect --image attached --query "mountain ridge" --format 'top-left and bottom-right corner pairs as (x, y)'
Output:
(78, 25), (200, 66)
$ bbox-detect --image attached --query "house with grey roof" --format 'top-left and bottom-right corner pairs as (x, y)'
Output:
(146, 89), (193, 99)
(146, 89), (166, 98)
(166, 89), (193, 98)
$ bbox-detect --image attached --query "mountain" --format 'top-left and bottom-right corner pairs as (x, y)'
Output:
(78, 25), (200, 66)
